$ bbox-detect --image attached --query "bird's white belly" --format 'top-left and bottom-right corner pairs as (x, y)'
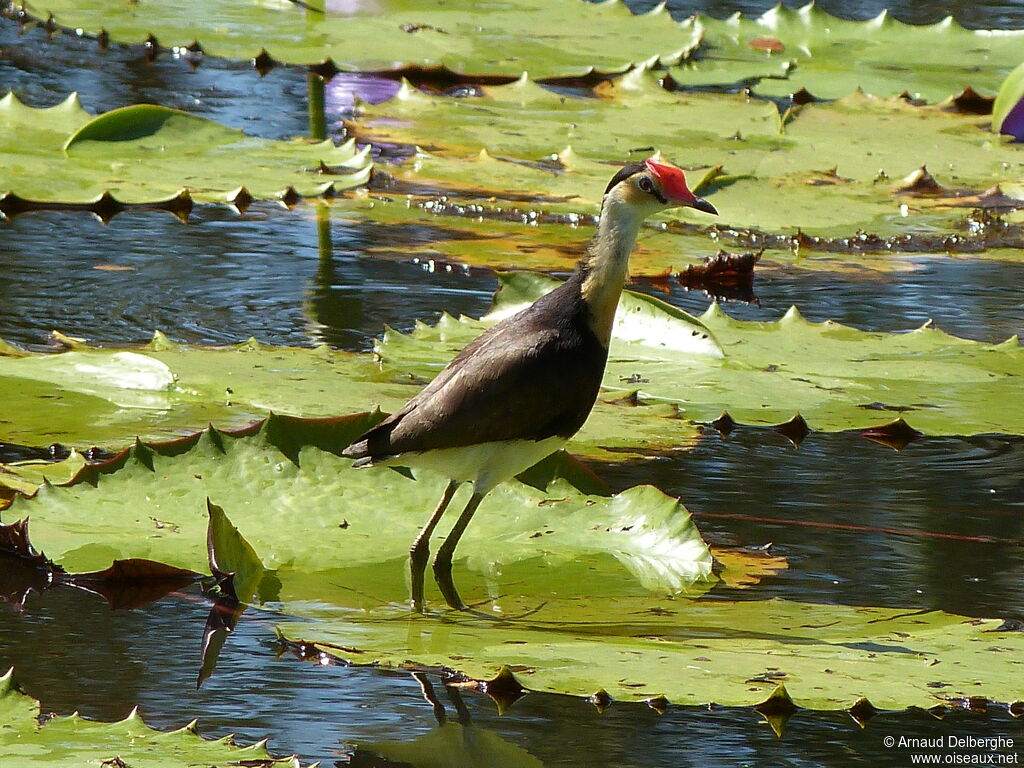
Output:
(393, 436), (566, 494)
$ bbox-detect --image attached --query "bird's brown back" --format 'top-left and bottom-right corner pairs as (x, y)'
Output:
(344, 273), (608, 462)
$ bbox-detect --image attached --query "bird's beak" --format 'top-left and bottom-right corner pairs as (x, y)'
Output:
(690, 197), (718, 216)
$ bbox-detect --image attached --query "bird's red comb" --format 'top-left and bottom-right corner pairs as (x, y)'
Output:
(644, 159), (697, 204)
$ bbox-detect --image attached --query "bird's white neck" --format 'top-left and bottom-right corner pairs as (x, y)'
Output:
(579, 192), (646, 346)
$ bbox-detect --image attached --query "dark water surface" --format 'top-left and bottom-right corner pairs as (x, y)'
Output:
(2, 2), (1024, 766)
(2, 206), (1024, 350)
(603, 431), (1024, 618)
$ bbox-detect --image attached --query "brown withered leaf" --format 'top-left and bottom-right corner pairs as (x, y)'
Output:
(748, 37), (784, 53)
(448, 665), (527, 715)
(938, 185), (1024, 210)
(803, 167), (852, 186)
(0, 517), (52, 569)
(198, 595), (245, 689)
(711, 546), (789, 589)
(893, 165), (946, 196)
(65, 559), (198, 610)
(894, 168), (1023, 209)
(939, 86), (995, 115)
(774, 414), (810, 447)
(860, 418), (923, 451)
(677, 250), (761, 304)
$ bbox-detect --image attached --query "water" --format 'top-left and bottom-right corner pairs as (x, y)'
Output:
(2, 2), (1024, 766)
(2, 585), (1021, 765)
(0, 23), (311, 138)
(601, 431), (1024, 618)
(2, 206), (1022, 351)
(0, 204), (496, 351)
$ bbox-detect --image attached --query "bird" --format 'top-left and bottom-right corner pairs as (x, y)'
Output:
(343, 158), (718, 611)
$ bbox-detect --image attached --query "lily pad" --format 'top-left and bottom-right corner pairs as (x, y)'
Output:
(0, 326), (705, 462)
(20, 0), (701, 79)
(0, 668), (302, 767)
(377, 272), (1024, 436)
(351, 71), (782, 177)
(287, 595), (1024, 710)
(5, 417), (1023, 710)
(0, 92), (370, 204)
(360, 723), (543, 768)
(351, 73), (1023, 236)
(3, 414), (715, 599)
(0, 451), (86, 498)
(0, 333), (402, 448)
(676, 3), (1024, 102)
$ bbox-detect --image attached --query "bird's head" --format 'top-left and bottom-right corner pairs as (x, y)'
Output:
(603, 158), (718, 217)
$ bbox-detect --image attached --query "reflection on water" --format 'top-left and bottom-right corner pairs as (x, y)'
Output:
(2, 206), (1024, 353)
(598, 430), (1024, 618)
(0, 205), (496, 352)
(0, 583), (1020, 766)
(0, 23), (311, 139)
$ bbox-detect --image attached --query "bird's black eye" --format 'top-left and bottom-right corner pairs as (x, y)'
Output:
(638, 176), (654, 194)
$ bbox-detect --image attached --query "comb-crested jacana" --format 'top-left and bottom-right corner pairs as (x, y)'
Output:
(343, 159), (718, 610)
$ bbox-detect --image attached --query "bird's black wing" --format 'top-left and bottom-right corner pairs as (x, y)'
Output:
(344, 287), (606, 461)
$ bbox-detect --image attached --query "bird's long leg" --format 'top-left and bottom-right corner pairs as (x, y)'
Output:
(409, 480), (459, 612)
(432, 491), (485, 610)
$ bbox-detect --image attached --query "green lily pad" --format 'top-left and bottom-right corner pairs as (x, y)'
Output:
(286, 595), (1024, 710)
(0, 452), (86, 497)
(360, 723), (543, 768)
(376, 272), (1024, 436)
(0, 329), (702, 462)
(4, 414), (715, 598)
(0, 668), (302, 767)
(21, 0), (700, 79)
(6, 417), (1023, 710)
(351, 72), (782, 177)
(351, 70), (778, 220)
(0, 334), (401, 448)
(0, 93), (370, 204)
(676, 3), (1024, 102)
(351, 72), (1023, 237)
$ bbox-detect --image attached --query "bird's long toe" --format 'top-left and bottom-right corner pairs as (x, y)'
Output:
(432, 552), (468, 611)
